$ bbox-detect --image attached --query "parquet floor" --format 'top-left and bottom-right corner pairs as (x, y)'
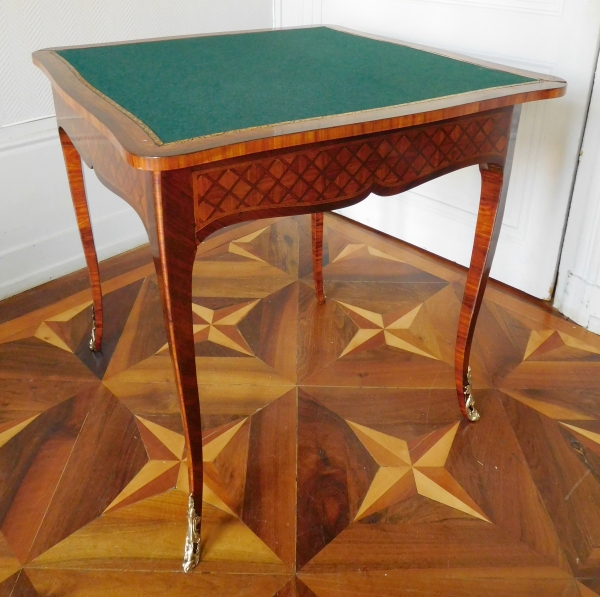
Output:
(0, 214), (599, 597)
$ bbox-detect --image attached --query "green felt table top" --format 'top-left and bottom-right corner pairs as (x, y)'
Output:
(56, 27), (536, 146)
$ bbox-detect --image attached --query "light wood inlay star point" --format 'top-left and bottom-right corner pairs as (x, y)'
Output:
(156, 299), (260, 356)
(348, 419), (489, 522)
(338, 301), (439, 360)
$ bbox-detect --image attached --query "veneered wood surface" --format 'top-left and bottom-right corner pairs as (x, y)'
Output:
(455, 106), (520, 418)
(1, 214), (599, 596)
(149, 170), (204, 510)
(191, 108), (512, 239)
(455, 164), (506, 418)
(58, 129), (104, 351)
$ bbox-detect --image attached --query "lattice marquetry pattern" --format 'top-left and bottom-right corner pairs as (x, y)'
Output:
(193, 110), (511, 230)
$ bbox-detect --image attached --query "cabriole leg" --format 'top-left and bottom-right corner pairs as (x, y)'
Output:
(454, 105), (521, 422)
(312, 212), (325, 304)
(455, 164), (506, 421)
(58, 128), (103, 351)
(150, 172), (203, 573)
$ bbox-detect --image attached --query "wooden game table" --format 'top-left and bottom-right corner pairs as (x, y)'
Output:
(33, 26), (565, 572)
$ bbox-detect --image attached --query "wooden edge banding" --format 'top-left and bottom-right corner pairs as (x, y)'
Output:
(33, 46), (565, 172)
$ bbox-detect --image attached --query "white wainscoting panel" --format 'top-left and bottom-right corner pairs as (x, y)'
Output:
(0, 0), (273, 300)
(277, 0), (322, 27)
(409, 0), (563, 16)
(320, 0), (600, 298)
(0, 118), (147, 299)
(554, 61), (600, 335)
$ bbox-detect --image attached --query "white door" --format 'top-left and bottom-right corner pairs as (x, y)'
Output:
(277, 0), (600, 299)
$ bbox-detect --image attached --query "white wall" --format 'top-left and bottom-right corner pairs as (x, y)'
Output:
(0, 118), (148, 299)
(0, 0), (273, 300)
(554, 58), (600, 334)
(277, 0), (600, 300)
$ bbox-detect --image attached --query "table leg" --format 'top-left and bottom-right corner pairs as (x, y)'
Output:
(312, 212), (326, 304)
(58, 129), (103, 351)
(454, 104), (521, 422)
(150, 172), (203, 573)
(454, 164), (508, 421)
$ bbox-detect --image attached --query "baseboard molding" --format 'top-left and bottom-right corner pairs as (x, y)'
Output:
(0, 116), (149, 301)
(0, 116), (58, 152)
(554, 271), (600, 335)
(0, 208), (147, 300)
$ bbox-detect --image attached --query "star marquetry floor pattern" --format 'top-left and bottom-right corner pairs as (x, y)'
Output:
(0, 214), (599, 596)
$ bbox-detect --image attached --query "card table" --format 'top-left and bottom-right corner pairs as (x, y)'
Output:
(33, 26), (565, 572)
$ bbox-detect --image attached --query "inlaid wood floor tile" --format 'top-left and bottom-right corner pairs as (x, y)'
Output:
(502, 389), (596, 421)
(320, 244), (446, 285)
(0, 571), (19, 597)
(300, 338), (456, 388)
(100, 379), (181, 416)
(299, 569), (578, 597)
(500, 393), (600, 576)
(103, 461), (180, 513)
(102, 277), (167, 379)
(1, 214), (599, 594)
(0, 391), (95, 563)
(275, 577), (319, 597)
(242, 390), (297, 568)
(25, 569), (289, 597)
(296, 390), (379, 569)
(323, 215), (463, 285)
(301, 520), (568, 573)
(0, 338), (98, 381)
(578, 579), (600, 596)
(74, 280), (144, 379)
(28, 490), (287, 574)
(0, 416), (39, 449)
(303, 386), (461, 438)
(23, 387), (147, 563)
(0, 570), (38, 597)
(446, 391), (568, 569)
(296, 274), (491, 387)
(471, 300), (534, 384)
(0, 380), (99, 423)
(105, 350), (296, 388)
(499, 362), (600, 388)
(192, 248), (295, 299)
(0, 535), (20, 585)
